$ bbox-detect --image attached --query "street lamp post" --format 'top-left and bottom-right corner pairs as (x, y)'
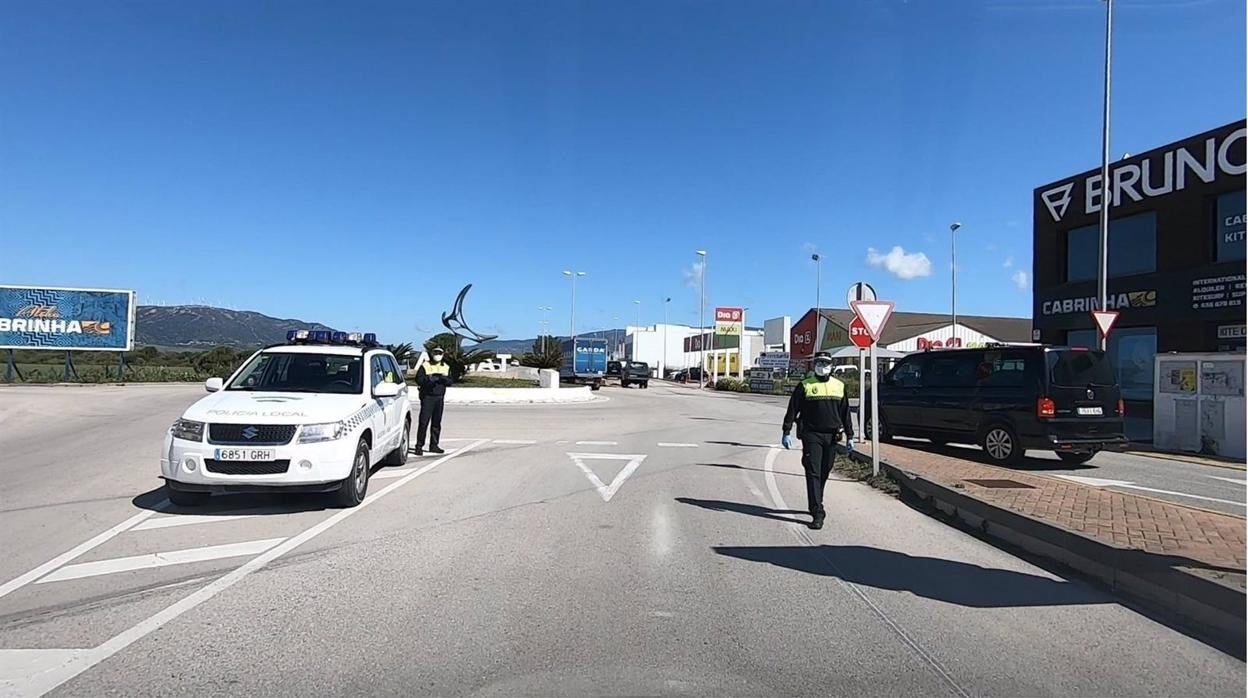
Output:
(1097, 0), (1114, 351)
(663, 296), (671, 379)
(538, 305), (552, 352)
(562, 270), (586, 341)
(950, 222), (962, 346)
(696, 250), (707, 385)
(812, 253), (822, 315)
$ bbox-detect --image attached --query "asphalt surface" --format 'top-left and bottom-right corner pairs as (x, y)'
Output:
(0, 383), (1244, 696)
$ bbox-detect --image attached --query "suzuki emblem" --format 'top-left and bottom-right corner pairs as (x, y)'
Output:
(242, 426), (259, 440)
(1086, 389), (1095, 400)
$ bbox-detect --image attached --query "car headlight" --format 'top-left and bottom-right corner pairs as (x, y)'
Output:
(170, 418), (205, 442)
(298, 421), (347, 444)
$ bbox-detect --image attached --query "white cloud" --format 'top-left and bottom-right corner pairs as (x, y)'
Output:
(683, 261), (705, 289)
(1003, 255), (1014, 269)
(865, 246), (932, 280)
(1012, 270), (1029, 290)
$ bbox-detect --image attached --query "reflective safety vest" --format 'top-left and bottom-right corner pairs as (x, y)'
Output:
(423, 362), (450, 376)
(802, 376), (845, 400)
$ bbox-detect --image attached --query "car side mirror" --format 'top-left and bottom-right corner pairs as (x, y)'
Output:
(373, 382), (401, 398)
(204, 377), (223, 393)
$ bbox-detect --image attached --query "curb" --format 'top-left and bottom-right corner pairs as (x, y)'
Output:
(848, 449), (1246, 657)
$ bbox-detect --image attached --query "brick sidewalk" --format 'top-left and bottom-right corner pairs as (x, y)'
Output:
(860, 441), (1246, 574)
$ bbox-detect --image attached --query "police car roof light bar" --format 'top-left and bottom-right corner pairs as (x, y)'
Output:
(330, 331), (348, 344)
(310, 330), (332, 343)
(362, 333), (378, 347)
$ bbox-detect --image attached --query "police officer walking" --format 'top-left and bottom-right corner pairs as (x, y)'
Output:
(414, 347), (452, 455)
(781, 351), (855, 529)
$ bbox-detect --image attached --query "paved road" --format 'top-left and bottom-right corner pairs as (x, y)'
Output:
(0, 383), (1243, 696)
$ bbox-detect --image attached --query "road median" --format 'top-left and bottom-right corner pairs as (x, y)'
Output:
(851, 441), (1246, 656)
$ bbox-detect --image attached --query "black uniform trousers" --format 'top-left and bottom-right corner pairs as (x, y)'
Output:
(416, 395), (444, 449)
(800, 431), (839, 517)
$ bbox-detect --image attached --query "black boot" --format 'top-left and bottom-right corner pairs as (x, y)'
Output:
(412, 445), (424, 456)
(429, 445), (446, 455)
(809, 513), (825, 530)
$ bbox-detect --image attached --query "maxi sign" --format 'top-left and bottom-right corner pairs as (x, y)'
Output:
(0, 285), (136, 351)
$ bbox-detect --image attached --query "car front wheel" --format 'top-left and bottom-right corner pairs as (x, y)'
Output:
(334, 439), (371, 507)
(981, 424), (1024, 466)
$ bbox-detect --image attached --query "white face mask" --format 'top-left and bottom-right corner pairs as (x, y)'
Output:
(431, 353), (445, 363)
(813, 363), (832, 378)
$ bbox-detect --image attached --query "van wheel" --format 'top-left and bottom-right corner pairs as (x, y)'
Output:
(865, 414), (893, 444)
(334, 439), (371, 507)
(981, 424), (1023, 466)
(621, 380), (630, 388)
(1057, 451), (1097, 465)
(641, 381), (648, 389)
(384, 417), (410, 466)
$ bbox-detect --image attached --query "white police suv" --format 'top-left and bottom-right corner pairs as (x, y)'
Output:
(162, 330), (413, 508)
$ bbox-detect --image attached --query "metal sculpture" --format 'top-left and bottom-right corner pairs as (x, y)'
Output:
(441, 284), (497, 344)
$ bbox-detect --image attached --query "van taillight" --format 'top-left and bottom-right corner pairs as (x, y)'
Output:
(1037, 397), (1056, 418)
(1117, 399), (1125, 416)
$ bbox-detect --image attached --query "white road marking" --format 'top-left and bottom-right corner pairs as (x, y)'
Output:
(437, 437), (475, 442)
(763, 447), (790, 519)
(2, 440), (487, 698)
(657, 442), (698, 448)
(131, 513), (257, 531)
(566, 452), (647, 502)
(0, 504), (166, 601)
(1209, 475), (1247, 486)
(0, 649), (91, 698)
(36, 538), (286, 584)
(372, 468), (417, 479)
(576, 440), (618, 446)
(1053, 474), (1246, 507)
(493, 439), (537, 445)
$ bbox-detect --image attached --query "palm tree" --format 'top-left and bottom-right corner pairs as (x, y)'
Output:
(385, 343), (416, 366)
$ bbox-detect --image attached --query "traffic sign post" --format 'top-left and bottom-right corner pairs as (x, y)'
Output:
(851, 300), (895, 477)
(1091, 310), (1119, 342)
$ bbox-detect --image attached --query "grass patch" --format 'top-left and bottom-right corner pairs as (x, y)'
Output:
(832, 452), (900, 495)
(454, 375), (540, 389)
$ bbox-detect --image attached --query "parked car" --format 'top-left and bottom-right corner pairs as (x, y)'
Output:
(620, 361), (651, 388)
(866, 345), (1127, 465)
(607, 360), (623, 378)
(670, 367), (704, 382)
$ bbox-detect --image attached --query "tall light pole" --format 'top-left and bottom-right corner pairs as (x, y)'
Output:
(696, 250), (707, 384)
(562, 270), (586, 341)
(538, 305), (552, 352)
(812, 253), (822, 314)
(950, 222), (962, 346)
(1096, 0), (1114, 351)
(663, 296), (671, 378)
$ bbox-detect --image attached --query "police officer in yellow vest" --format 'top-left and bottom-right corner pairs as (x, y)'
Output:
(781, 351), (855, 529)
(414, 347), (453, 455)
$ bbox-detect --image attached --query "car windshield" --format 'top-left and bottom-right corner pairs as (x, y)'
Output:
(227, 352), (363, 394)
(1048, 349), (1116, 387)
(628, 362), (647, 369)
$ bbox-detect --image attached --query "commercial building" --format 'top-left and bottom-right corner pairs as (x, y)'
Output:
(1032, 120), (1245, 440)
(620, 323), (764, 378)
(790, 308), (1032, 361)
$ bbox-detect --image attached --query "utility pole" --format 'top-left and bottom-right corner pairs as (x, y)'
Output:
(696, 249), (707, 385)
(812, 253), (822, 315)
(950, 222), (962, 346)
(563, 270), (586, 341)
(663, 296), (671, 378)
(538, 305), (551, 352)
(1097, 0), (1114, 351)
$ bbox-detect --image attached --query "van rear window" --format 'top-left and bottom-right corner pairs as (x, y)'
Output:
(1048, 350), (1115, 387)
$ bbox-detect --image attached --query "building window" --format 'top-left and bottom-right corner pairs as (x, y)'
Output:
(1065, 326), (1157, 402)
(1216, 190), (1245, 261)
(1064, 212), (1157, 282)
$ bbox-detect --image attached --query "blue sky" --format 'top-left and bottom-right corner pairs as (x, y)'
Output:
(1, 0), (1243, 343)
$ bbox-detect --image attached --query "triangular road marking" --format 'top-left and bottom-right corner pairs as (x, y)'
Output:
(1091, 310), (1119, 338)
(850, 300), (895, 341)
(566, 452), (647, 502)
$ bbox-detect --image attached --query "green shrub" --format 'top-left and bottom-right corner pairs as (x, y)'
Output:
(713, 377), (751, 393)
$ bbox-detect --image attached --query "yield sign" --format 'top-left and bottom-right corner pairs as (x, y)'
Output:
(1091, 310), (1119, 338)
(850, 300), (895, 342)
(566, 452), (647, 502)
(849, 316), (873, 349)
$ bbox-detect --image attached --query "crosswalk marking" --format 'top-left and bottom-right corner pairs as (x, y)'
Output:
(493, 439), (537, 445)
(35, 538), (286, 584)
(657, 442), (698, 448)
(132, 513), (258, 531)
(576, 440), (618, 446)
(373, 468), (417, 479)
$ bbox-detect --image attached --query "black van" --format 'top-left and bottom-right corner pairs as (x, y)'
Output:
(870, 345), (1127, 465)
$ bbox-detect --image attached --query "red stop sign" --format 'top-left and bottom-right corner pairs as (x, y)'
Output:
(849, 316), (874, 349)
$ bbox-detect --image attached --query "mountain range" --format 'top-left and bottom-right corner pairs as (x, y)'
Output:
(136, 305), (338, 348)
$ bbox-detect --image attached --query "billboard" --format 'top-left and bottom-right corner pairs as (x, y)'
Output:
(763, 316), (790, 347)
(0, 285), (136, 351)
(715, 307), (743, 336)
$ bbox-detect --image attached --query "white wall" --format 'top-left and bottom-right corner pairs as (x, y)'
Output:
(623, 324), (765, 376)
(885, 323), (1004, 353)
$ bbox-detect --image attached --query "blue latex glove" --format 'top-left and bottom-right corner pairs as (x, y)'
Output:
(845, 438), (856, 452)
(781, 435), (794, 450)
